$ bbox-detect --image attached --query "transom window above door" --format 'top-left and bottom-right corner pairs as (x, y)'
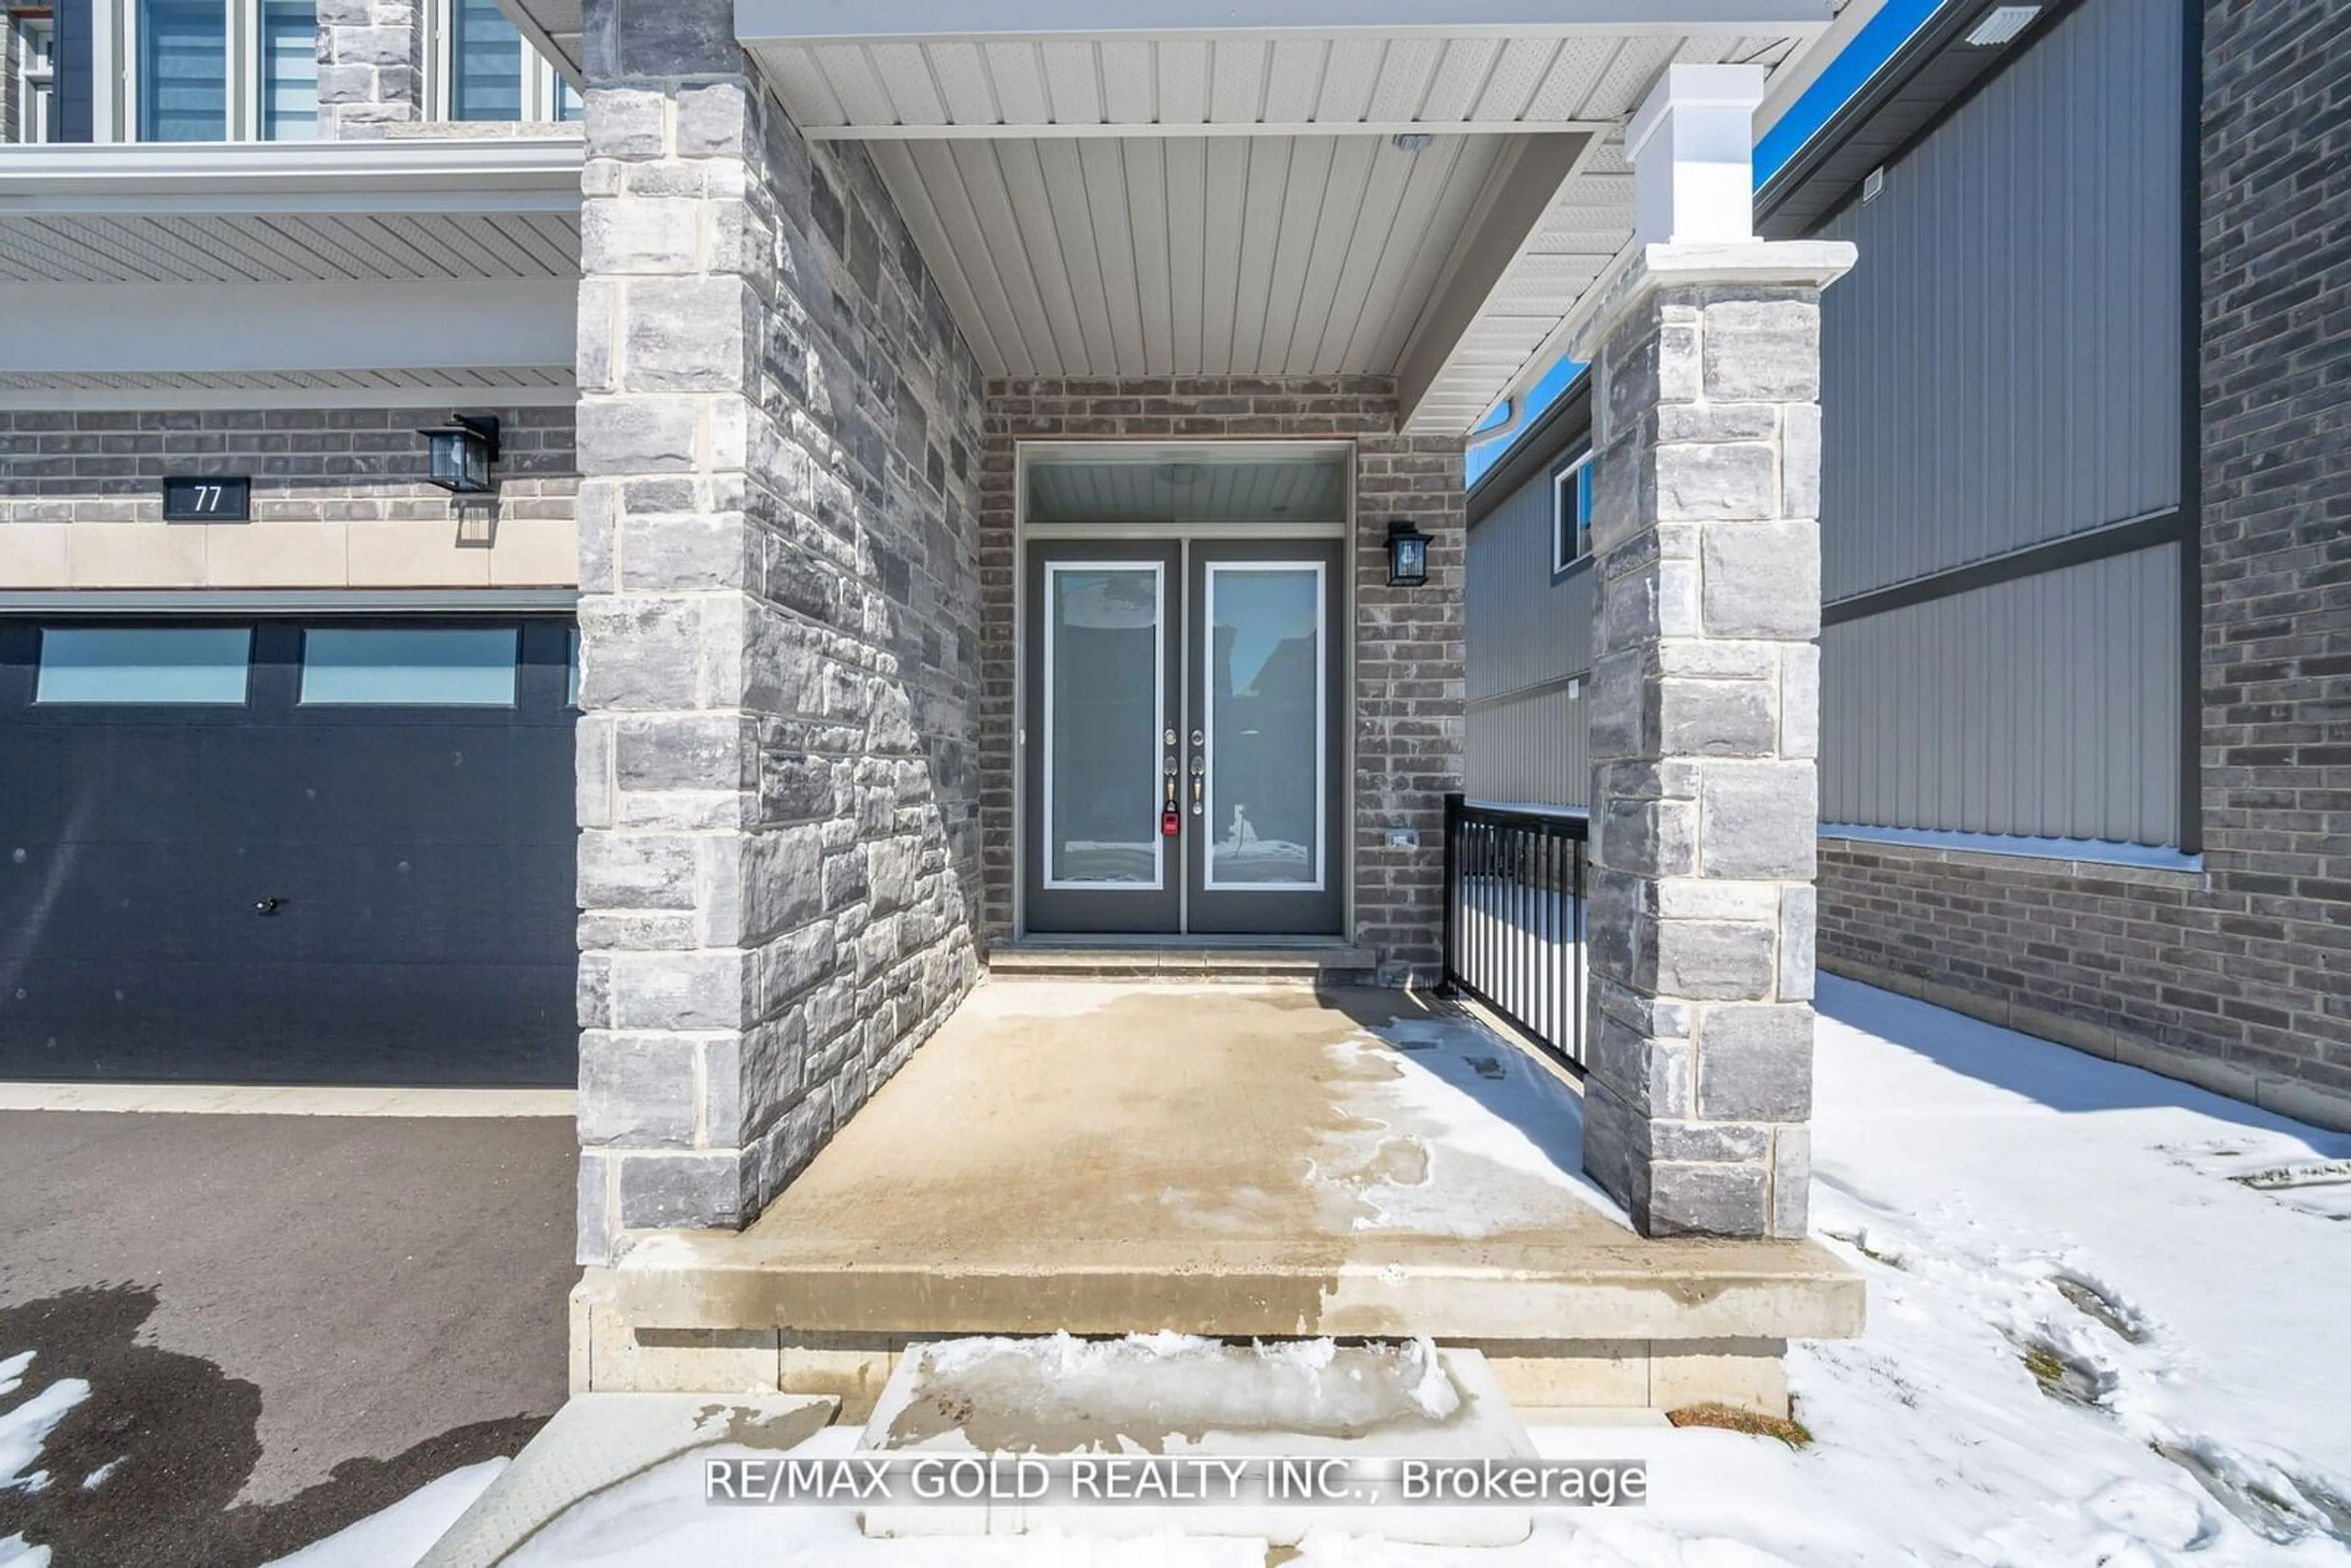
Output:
(1024, 447), (1348, 527)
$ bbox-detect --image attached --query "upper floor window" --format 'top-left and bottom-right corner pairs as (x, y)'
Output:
(133, 0), (317, 142)
(448, 0), (518, 120)
(441, 0), (577, 122)
(1553, 445), (1594, 572)
(12, 13), (53, 143)
(259, 0), (318, 139)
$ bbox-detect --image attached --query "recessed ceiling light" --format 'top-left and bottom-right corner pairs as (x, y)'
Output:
(1966, 4), (2042, 47)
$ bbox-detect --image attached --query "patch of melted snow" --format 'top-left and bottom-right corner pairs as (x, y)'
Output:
(1310, 1018), (1625, 1236)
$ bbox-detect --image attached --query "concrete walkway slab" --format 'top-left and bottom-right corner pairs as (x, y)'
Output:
(598, 985), (1861, 1350)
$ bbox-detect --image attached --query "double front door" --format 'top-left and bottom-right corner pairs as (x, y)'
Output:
(1024, 538), (1344, 936)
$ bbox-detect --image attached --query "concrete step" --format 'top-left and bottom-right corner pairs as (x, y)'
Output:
(986, 941), (1381, 981)
(854, 1340), (1540, 1547)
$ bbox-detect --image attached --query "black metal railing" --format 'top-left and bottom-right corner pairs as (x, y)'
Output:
(1441, 793), (1588, 1068)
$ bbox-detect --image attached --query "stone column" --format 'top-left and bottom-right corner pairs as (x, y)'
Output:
(571, 0), (983, 1264)
(317, 0), (424, 136)
(1574, 244), (1853, 1239)
(571, 0), (801, 1261)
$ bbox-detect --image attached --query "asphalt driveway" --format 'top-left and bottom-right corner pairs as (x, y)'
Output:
(0, 1106), (577, 1566)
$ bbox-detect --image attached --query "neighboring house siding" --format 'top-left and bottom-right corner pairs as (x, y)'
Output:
(1813, 0), (2188, 850)
(1812, 0), (2183, 602)
(1465, 455), (1592, 808)
(1820, 543), (2179, 844)
(1818, 0), (2351, 1130)
(0, 406), (578, 588)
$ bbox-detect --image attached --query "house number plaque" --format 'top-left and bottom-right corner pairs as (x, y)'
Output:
(162, 476), (252, 522)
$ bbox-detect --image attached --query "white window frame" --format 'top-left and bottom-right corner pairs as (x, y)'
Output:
(425, 0), (576, 122)
(112, 0), (318, 143)
(15, 13), (54, 143)
(1553, 444), (1594, 574)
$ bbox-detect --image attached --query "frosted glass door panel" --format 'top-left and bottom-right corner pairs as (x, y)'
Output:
(1202, 565), (1323, 889)
(1045, 565), (1163, 887)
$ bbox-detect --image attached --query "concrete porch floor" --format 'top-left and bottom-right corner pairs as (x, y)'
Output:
(576, 983), (1862, 1414)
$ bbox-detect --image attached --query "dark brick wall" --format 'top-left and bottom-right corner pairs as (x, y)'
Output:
(975, 377), (1464, 977)
(1817, 0), (2351, 1130)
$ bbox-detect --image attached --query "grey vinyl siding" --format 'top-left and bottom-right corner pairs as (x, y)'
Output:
(1466, 456), (1594, 808)
(1821, 543), (2180, 845)
(1815, 0), (2182, 604)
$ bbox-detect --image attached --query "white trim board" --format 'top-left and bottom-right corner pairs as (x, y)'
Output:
(0, 1081), (577, 1117)
(0, 135), (585, 202)
(1820, 823), (2204, 876)
(0, 381), (578, 411)
(733, 0), (1834, 42)
(800, 119), (1617, 140)
(0, 589), (582, 613)
(3, 280), (578, 378)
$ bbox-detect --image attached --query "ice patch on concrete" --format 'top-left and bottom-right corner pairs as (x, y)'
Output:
(1312, 1019), (1627, 1237)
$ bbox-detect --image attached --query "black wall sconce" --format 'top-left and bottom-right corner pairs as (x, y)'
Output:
(417, 413), (501, 494)
(1385, 519), (1430, 587)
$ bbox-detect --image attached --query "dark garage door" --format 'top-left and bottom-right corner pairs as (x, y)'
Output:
(0, 617), (579, 1086)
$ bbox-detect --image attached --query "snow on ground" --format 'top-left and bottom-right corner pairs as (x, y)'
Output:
(258, 1459), (508, 1567)
(0, 1348), (92, 1568)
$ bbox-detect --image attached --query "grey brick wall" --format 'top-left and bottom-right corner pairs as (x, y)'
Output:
(975, 378), (1464, 979)
(571, 0), (984, 1256)
(1816, 0), (2351, 1133)
(0, 406), (577, 587)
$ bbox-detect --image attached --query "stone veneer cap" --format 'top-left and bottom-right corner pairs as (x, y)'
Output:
(1570, 240), (1860, 360)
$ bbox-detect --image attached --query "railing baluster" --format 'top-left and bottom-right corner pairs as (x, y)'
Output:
(1434, 797), (1589, 1070)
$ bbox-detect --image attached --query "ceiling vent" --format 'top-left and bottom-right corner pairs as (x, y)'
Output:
(1965, 4), (2042, 47)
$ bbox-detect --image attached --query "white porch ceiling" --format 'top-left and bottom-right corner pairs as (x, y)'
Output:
(733, 20), (1824, 432)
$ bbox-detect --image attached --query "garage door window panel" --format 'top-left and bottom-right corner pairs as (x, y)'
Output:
(299, 628), (520, 707)
(34, 627), (251, 705)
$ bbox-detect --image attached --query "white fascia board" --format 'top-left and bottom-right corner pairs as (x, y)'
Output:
(2, 279), (579, 377)
(0, 384), (577, 411)
(0, 138), (585, 213)
(737, 0), (1831, 43)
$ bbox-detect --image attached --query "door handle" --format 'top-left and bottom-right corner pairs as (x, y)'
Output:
(254, 897), (284, 917)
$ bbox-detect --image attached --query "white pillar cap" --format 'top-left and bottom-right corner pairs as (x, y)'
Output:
(1625, 62), (1769, 248)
